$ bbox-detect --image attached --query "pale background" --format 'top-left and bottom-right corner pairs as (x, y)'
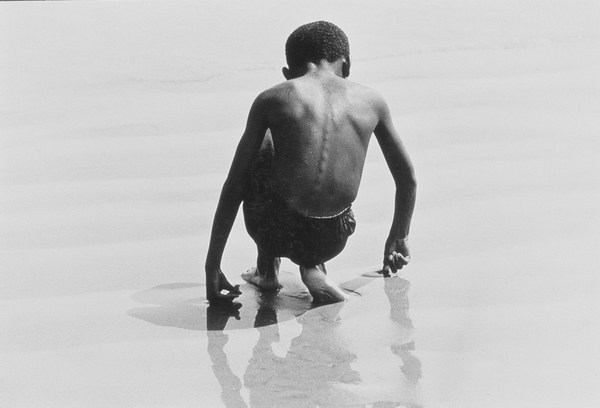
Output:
(1, 1), (599, 407)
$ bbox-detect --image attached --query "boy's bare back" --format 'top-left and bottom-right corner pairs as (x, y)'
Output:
(254, 71), (386, 217)
(205, 21), (416, 303)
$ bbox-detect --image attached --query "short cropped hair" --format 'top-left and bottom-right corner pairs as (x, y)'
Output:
(285, 21), (350, 69)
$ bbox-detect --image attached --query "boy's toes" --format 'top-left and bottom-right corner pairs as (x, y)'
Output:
(241, 268), (255, 283)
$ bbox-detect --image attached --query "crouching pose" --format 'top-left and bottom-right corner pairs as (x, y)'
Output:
(205, 21), (416, 304)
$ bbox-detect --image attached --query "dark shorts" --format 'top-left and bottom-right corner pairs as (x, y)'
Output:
(243, 149), (356, 266)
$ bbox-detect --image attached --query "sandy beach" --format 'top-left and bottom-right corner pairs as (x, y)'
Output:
(1, 1), (599, 407)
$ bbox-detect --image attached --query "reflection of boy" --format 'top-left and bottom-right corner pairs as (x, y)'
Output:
(205, 21), (416, 303)
(384, 277), (422, 386)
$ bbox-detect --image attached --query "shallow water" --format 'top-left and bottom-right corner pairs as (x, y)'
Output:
(129, 274), (421, 407)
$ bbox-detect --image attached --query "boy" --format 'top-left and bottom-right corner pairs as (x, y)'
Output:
(205, 21), (416, 303)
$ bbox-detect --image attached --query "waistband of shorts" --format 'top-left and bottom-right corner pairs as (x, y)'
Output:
(306, 205), (353, 220)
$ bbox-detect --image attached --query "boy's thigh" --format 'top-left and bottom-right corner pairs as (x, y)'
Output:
(242, 198), (295, 257)
(289, 211), (356, 266)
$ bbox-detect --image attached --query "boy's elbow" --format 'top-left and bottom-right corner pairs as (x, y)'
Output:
(408, 168), (417, 188)
(394, 169), (416, 192)
(403, 174), (417, 191)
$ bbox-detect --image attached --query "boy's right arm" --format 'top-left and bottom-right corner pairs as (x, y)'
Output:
(205, 94), (270, 302)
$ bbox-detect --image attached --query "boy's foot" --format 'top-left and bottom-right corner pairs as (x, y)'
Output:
(300, 266), (349, 303)
(241, 267), (282, 291)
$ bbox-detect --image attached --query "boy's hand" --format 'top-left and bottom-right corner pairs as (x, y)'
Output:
(382, 238), (411, 276)
(206, 267), (242, 303)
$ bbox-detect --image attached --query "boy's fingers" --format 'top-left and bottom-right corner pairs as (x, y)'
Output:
(217, 292), (240, 300)
(393, 252), (409, 264)
(386, 252), (410, 272)
(219, 285), (241, 296)
(387, 255), (398, 273)
(381, 264), (392, 277)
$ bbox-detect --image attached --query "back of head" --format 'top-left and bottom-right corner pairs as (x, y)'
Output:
(285, 21), (350, 69)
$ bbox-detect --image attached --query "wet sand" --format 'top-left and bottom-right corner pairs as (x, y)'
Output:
(1, 1), (599, 407)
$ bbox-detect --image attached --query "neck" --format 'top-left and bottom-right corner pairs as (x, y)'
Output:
(286, 59), (346, 79)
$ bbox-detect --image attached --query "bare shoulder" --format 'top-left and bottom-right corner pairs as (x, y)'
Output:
(248, 82), (298, 116)
(257, 80), (297, 100)
(345, 80), (389, 112)
(243, 82), (294, 122)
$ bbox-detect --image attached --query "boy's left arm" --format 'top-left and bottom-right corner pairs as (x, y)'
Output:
(205, 94), (269, 302)
(373, 94), (417, 275)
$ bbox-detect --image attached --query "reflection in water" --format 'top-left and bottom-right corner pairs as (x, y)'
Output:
(384, 277), (422, 387)
(206, 277), (422, 408)
(246, 300), (360, 407)
(206, 302), (247, 407)
(207, 330), (247, 408)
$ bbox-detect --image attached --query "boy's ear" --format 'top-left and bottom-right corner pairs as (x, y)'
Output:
(282, 67), (292, 80)
(342, 57), (351, 79)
